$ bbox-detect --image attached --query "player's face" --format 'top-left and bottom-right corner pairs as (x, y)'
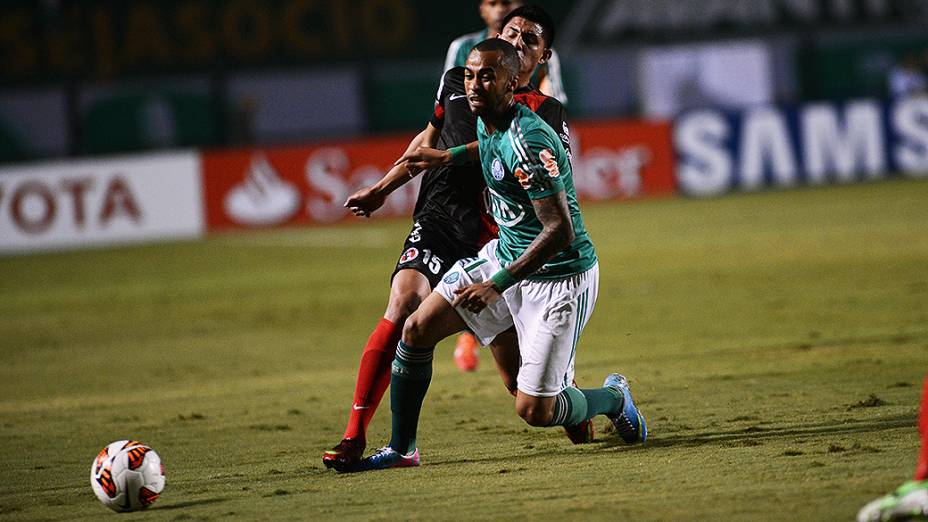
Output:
(479, 0), (522, 33)
(498, 16), (551, 78)
(464, 50), (516, 117)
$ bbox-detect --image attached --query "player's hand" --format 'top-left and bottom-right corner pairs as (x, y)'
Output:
(344, 186), (385, 218)
(395, 147), (451, 172)
(452, 281), (501, 314)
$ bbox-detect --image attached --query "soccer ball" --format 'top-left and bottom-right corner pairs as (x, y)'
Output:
(90, 440), (165, 512)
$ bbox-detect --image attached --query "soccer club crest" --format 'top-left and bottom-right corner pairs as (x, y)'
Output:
(399, 247), (419, 263)
(491, 158), (505, 181)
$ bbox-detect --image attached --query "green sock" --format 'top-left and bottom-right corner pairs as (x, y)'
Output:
(549, 387), (588, 427)
(579, 386), (622, 418)
(388, 341), (433, 454)
(548, 386), (623, 427)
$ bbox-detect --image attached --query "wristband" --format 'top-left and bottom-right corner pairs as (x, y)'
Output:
(448, 145), (468, 166)
(490, 269), (517, 292)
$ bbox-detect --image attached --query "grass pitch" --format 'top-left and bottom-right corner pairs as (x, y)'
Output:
(1, 178), (927, 521)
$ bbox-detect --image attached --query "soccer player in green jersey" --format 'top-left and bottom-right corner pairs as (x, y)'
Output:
(445, 1), (567, 372)
(356, 39), (646, 471)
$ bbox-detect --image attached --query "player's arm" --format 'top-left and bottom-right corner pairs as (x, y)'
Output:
(399, 124), (440, 167)
(504, 192), (573, 279)
(504, 132), (576, 280)
(344, 123), (439, 217)
(401, 96), (573, 171)
(396, 140), (479, 171)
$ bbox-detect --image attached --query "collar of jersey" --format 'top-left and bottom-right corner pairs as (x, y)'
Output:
(515, 84), (539, 94)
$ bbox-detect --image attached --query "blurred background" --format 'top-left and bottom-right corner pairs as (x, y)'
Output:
(3, 0), (928, 163)
(2, 0), (928, 254)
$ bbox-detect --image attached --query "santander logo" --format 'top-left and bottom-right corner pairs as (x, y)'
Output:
(224, 154), (300, 226)
(573, 144), (651, 200)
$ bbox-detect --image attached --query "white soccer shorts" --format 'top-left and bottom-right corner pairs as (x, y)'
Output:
(436, 239), (599, 397)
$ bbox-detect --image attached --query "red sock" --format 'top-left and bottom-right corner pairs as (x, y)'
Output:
(916, 375), (928, 481)
(342, 318), (403, 442)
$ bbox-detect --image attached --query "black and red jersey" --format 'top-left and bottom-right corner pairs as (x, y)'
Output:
(514, 85), (572, 157)
(414, 66), (572, 248)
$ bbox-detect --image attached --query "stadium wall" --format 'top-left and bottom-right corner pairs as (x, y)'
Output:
(3, 96), (927, 254)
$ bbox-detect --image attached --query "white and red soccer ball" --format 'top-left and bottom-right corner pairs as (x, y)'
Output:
(90, 440), (165, 512)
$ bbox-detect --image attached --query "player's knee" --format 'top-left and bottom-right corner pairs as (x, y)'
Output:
(516, 402), (553, 427)
(401, 313), (429, 346)
(387, 289), (423, 319)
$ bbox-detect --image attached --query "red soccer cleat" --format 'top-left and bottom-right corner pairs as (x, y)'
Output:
(563, 418), (595, 444)
(322, 438), (365, 473)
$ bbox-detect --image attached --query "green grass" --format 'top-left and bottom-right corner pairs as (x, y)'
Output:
(1, 178), (927, 521)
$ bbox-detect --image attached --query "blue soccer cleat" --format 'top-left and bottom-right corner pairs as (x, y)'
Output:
(604, 373), (647, 444)
(357, 446), (420, 472)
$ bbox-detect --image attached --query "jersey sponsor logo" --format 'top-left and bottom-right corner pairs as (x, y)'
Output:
(491, 158), (505, 181)
(488, 187), (526, 227)
(399, 247), (419, 263)
(443, 271), (461, 284)
(539, 149), (560, 177)
(449, 93), (467, 101)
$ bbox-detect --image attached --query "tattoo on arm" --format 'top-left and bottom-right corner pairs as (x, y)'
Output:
(505, 191), (575, 281)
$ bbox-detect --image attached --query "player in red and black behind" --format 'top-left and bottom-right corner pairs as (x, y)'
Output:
(323, 5), (590, 473)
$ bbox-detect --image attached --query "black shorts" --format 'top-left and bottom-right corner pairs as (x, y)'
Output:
(391, 215), (479, 288)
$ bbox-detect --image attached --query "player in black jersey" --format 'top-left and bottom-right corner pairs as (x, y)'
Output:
(323, 5), (588, 473)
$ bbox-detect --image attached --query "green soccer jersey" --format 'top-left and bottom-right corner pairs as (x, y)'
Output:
(477, 103), (597, 279)
(446, 30), (489, 72)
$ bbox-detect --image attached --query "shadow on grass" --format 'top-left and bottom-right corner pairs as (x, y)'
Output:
(418, 413), (916, 467)
(603, 413), (916, 450)
(154, 497), (232, 510)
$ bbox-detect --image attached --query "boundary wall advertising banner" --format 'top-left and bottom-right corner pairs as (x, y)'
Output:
(199, 119), (677, 232)
(674, 96), (928, 196)
(201, 136), (422, 230)
(7, 96), (926, 254)
(0, 152), (203, 253)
